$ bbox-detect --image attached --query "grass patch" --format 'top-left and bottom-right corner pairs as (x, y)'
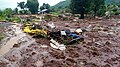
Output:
(50, 12), (61, 15)
(6, 17), (21, 23)
(0, 16), (6, 21)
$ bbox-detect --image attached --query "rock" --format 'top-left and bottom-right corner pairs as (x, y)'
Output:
(13, 44), (20, 47)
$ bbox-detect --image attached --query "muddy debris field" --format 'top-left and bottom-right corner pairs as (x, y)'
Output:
(0, 17), (120, 67)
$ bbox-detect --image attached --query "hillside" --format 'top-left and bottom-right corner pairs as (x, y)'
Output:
(52, 0), (120, 10)
(51, 0), (70, 10)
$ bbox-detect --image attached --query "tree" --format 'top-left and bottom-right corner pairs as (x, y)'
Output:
(91, 0), (105, 17)
(70, 0), (90, 19)
(17, 2), (25, 10)
(40, 3), (50, 13)
(70, 0), (105, 18)
(3, 8), (13, 18)
(13, 8), (18, 14)
(0, 10), (3, 16)
(40, 3), (50, 10)
(26, 0), (39, 14)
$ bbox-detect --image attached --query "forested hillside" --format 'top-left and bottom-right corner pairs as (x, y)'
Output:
(52, 0), (120, 10)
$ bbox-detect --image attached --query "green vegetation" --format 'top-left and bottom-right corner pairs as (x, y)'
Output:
(26, 0), (39, 14)
(52, 0), (120, 10)
(13, 8), (18, 14)
(70, 0), (105, 19)
(91, 0), (105, 17)
(0, 8), (21, 22)
(17, 0), (39, 14)
(52, 0), (119, 18)
(70, 0), (91, 19)
(0, 17), (5, 21)
(106, 4), (120, 15)
(0, 10), (5, 21)
(40, 3), (50, 10)
(0, 0), (119, 21)
(51, 0), (70, 11)
(3, 8), (13, 18)
(17, 2), (26, 10)
(50, 12), (61, 15)
(0, 8), (13, 21)
(6, 17), (21, 22)
(40, 3), (51, 13)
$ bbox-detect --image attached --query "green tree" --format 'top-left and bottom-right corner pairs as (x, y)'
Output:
(40, 3), (45, 10)
(26, 0), (39, 14)
(40, 3), (50, 13)
(3, 8), (13, 18)
(91, 0), (105, 17)
(40, 3), (50, 10)
(17, 2), (26, 10)
(106, 4), (120, 15)
(0, 10), (3, 16)
(13, 8), (18, 14)
(70, 0), (90, 19)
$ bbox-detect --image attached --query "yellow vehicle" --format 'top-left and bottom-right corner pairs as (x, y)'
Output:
(23, 23), (47, 37)
(23, 26), (31, 33)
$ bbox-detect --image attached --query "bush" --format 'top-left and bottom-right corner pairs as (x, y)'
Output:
(6, 17), (21, 22)
(6, 18), (13, 22)
(50, 12), (61, 15)
(13, 17), (21, 23)
(97, 9), (106, 16)
(0, 16), (6, 21)
(97, 6), (106, 16)
(114, 10), (120, 15)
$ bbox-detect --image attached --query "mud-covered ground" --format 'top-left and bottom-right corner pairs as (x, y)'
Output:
(0, 17), (120, 67)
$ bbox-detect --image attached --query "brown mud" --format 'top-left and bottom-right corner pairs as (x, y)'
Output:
(0, 17), (120, 67)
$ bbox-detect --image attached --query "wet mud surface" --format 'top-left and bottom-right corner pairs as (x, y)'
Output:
(0, 18), (120, 67)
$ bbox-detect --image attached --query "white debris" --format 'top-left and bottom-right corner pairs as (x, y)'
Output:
(73, 19), (77, 22)
(61, 31), (66, 36)
(50, 39), (66, 50)
(48, 23), (56, 29)
(50, 43), (59, 49)
(105, 11), (111, 18)
(40, 45), (48, 48)
(59, 44), (66, 50)
(50, 39), (59, 46)
(75, 28), (83, 34)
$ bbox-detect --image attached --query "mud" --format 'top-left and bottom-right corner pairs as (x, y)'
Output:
(0, 18), (120, 67)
